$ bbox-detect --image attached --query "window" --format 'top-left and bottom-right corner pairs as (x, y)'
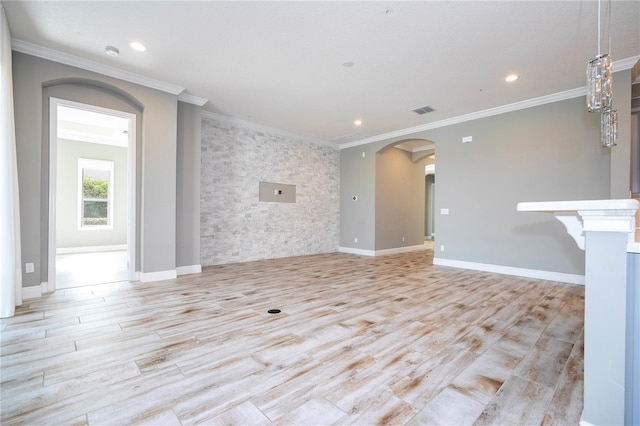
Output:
(78, 158), (114, 230)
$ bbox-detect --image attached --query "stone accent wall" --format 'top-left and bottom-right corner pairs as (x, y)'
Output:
(201, 115), (340, 265)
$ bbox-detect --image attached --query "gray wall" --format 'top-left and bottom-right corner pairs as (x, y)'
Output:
(13, 51), (184, 286)
(427, 97), (608, 275)
(339, 145), (377, 250)
(176, 102), (201, 268)
(375, 147), (426, 250)
(200, 115), (340, 265)
(611, 69), (633, 198)
(340, 91), (624, 275)
(56, 138), (127, 248)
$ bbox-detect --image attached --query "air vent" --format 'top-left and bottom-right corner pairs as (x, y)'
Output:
(412, 105), (435, 115)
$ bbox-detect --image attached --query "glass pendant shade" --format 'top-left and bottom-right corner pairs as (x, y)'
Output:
(601, 107), (617, 148)
(586, 53), (612, 112)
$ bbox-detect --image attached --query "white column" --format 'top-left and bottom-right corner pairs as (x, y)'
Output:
(517, 199), (639, 426)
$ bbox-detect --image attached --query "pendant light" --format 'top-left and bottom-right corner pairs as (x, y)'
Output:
(601, 107), (618, 148)
(586, 0), (617, 148)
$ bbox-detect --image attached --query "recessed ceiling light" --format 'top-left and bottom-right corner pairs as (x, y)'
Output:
(505, 74), (519, 82)
(354, 119), (362, 126)
(129, 41), (147, 52)
(105, 46), (119, 57)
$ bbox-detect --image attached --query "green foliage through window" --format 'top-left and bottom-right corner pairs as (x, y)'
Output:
(83, 177), (108, 199)
(82, 174), (109, 226)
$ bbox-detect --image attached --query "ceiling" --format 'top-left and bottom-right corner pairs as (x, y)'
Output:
(4, 1), (640, 145)
(57, 105), (130, 148)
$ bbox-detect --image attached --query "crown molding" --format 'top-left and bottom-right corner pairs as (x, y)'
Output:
(178, 92), (208, 106)
(339, 86), (586, 149)
(202, 111), (337, 148)
(11, 38), (185, 95)
(339, 55), (640, 150)
(613, 55), (640, 72)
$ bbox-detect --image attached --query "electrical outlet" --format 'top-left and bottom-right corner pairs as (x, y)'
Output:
(441, 208), (449, 215)
(402, 236), (405, 242)
(440, 245), (445, 252)
(354, 237), (358, 243)
(25, 262), (34, 273)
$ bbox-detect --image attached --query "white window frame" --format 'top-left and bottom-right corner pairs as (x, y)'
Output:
(78, 158), (114, 230)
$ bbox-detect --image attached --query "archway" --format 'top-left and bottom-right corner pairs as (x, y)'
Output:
(374, 138), (435, 252)
(43, 80), (143, 290)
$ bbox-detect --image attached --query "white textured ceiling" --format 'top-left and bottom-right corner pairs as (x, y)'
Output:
(4, 1), (640, 144)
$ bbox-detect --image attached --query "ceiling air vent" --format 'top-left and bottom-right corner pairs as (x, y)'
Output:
(412, 105), (435, 115)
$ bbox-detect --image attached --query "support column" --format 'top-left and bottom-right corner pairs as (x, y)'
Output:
(517, 199), (638, 426)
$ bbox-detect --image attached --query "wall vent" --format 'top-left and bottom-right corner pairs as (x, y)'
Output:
(412, 105), (435, 115)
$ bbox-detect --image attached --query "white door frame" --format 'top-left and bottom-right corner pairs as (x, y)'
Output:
(48, 98), (137, 291)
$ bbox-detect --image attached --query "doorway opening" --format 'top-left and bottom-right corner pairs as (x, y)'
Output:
(48, 99), (137, 289)
(425, 156), (436, 239)
(375, 138), (435, 252)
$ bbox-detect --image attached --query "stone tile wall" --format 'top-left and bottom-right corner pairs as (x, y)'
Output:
(201, 116), (340, 265)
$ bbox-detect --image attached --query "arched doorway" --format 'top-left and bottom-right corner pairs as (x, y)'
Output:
(44, 81), (142, 290)
(375, 138), (435, 252)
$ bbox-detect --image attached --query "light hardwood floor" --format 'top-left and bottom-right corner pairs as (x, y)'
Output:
(1, 250), (584, 425)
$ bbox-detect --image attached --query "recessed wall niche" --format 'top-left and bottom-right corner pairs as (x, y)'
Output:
(259, 182), (296, 203)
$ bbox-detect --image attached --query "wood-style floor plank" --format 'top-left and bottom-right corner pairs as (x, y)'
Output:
(1, 250), (584, 425)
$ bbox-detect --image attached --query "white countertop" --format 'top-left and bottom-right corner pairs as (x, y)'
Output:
(517, 199), (640, 212)
(517, 199), (639, 251)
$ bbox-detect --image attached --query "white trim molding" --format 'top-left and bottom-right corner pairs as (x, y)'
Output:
(579, 413), (596, 426)
(338, 247), (376, 256)
(22, 285), (43, 300)
(12, 38), (185, 95)
(139, 269), (178, 283)
(375, 245), (426, 256)
(339, 87), (586, 149)
(176, 265), (202, 276)
(56, 245), (128, 254)
(339, 55), (640, 150)
(178, 92), (208, 106)
(432, 257), (585, 285)
(41, 281), (54, 294)
(613, 55), (640, 72)
(338, 244), (426, 257)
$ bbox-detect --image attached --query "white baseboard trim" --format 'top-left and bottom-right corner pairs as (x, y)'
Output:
(338, 247), (376, 256)
(432, 258), (585, 285)
(579, 412), (595, 426)
(375, 245), (426, 256)
(176, 265), (202, 276)
(42, 281), (54, 293)
(56, 245), (127, 254)
(139, 269), (178, 283)
(22, 285), (42, 300)
(339, 245), (426, 257)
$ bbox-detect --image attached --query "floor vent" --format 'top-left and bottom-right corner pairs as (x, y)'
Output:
(412, 105), (435, 115)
